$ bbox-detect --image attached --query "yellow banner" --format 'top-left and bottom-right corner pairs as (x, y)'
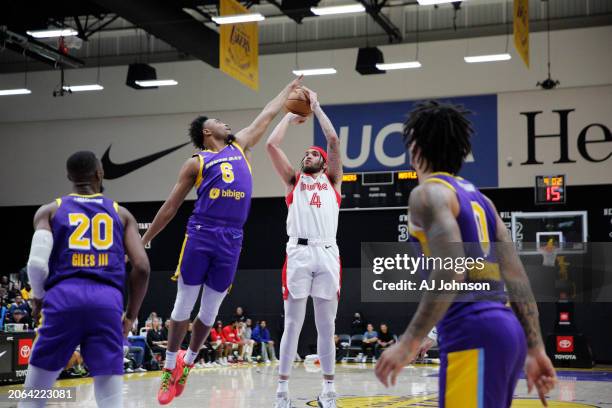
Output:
(514, 0), (529, 68)
(219, 0), (259, 90)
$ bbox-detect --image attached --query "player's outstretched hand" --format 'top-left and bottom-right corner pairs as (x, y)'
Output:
(375, 337), (420, 387)
(287, 75), (304, 93)
(525, 347), (557, 406)
(287, 112), (307, 125)
(302, 86), (319, 111)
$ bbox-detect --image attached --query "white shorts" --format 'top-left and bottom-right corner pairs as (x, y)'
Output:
(282, 240), (341, 301)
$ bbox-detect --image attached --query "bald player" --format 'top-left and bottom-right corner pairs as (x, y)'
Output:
(22, 151), (150, 408)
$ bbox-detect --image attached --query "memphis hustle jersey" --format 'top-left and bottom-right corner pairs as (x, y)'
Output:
(286, 172), (341, 239)
(47, 193), (125, 291)
(408, 173), (506, 323)
(191, 143), (253, 228)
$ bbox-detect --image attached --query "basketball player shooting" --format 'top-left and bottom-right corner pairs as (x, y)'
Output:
(22, 151), (151, 408)
(141, 76), (303, 405)
(374, 101), (557, 407)
(266, 88), (343, 408)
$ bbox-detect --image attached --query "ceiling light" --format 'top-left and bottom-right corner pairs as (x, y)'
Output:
(0, 88), (32, 96)
(292, 68), (337, 76)
(311, 4), (366, 16)
(62, 84), (104, 92)
(134, 79), (178, 87)
(212, 13), (265, 24)
(376, 61), (422, 70)
(464, 53), (511, 63)
(26, 29), (78, 39)
(417, 0), (467, 5)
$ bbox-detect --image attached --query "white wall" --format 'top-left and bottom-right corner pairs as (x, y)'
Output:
(0, 26), (611, 206)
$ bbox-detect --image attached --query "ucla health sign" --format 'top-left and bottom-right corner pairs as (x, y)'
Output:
(314, 94), (498, 187)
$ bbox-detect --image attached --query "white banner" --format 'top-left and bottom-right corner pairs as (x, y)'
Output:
(498, 85), (612, 188)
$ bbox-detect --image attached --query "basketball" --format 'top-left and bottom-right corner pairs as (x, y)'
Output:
(285, 87), (311, 116)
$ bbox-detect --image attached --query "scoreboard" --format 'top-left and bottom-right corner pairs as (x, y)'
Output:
(535, 175), (566, 205)
(340, 170), (418, 210)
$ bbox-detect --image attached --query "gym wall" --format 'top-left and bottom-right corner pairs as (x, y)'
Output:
(1, 26), (611, 360)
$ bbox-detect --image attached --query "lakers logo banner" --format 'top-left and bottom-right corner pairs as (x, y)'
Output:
(514, 0), (529, 68)
(219, 0), (259, 90)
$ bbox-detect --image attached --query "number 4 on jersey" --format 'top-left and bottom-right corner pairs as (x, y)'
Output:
(310, 193), (322, 208)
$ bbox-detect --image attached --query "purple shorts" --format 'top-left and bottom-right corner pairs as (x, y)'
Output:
(29, 277), (124, 377)
(438, 305), (527, 408)
(176, 221), (243, 291)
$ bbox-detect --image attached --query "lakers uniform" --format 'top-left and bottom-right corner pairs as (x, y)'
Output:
(282, 172), (342, 300)
(175, 142), (252, 291)
(409, 173), (527, 408)
(30, 193), (126, 376)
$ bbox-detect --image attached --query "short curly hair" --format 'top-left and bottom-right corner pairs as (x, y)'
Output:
(189, 115), (208, 149)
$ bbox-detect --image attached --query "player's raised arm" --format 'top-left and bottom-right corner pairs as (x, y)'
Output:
(304, 87), (342, 187)
(141, 157), (199, 247)
(26, 202), (56, 317)
(375, 182), (465, 387)
(266, 112), (305, 187)
(120, 206), (150, 336)
(492, 209), (556, 405)
(234, 75), (303, 151)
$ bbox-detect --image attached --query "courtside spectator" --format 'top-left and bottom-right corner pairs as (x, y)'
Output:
(210, 321), (227, 365)
(351, 312), (366, 335)
(252, 320), (277, 363)
(361, 323), (378, 362)
(146, 317), (168, 360)
(376, 323), (396, 358)
(233, 306), (248, 323)
(222, 320), (242, 362)
(9, 295), (31, 317)
(240, 320), (255, 363)
(7, 309), (32, 329)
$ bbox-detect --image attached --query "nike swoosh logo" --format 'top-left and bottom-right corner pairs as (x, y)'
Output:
(0, 351), (6, 358)
(325, 245), (332, 249)
(101, 142), (191, 179)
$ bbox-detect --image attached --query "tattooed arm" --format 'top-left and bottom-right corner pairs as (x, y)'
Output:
(493, 213), (543, 348)
(303, 87), (342, 189)
(489, 198), (557, 405)
(375, 182), (464, 387)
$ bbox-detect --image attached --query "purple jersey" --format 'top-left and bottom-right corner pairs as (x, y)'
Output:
(190, 142), (253, 228)
(409, 173), (507, 327)
(47, 193), (125, 292)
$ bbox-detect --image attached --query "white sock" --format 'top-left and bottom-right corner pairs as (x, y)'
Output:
(277, 380), (289, 394)
(165, 351), (177, 370)
(322, 380), (335, 394)
(184, 348), (198, 365)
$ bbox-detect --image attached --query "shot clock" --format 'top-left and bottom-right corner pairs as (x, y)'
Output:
(535, 175), (566, 205)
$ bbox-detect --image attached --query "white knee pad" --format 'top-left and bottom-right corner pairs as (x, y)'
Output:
(170, 277), (201, 321)
(93, 375), (123, 408)
(197, 285), (227, 326)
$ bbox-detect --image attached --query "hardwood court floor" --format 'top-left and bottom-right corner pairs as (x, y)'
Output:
(1, 362), (611, 407)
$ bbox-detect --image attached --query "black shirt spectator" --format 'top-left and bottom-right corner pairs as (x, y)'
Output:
(350, 312), (366, 335)
(378, 325), (395, 344)
(376, 323), (395, 358)
(146, 319), (168, 359)
(233, 306), (247, 323)
(7, 309), (32, 330)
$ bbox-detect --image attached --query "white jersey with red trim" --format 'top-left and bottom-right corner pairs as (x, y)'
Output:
(286, 172), (341, 240)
